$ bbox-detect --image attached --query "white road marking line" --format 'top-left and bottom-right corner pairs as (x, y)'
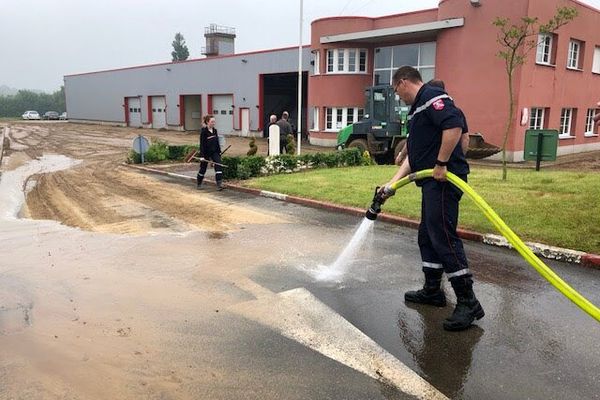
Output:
(230, 283), (448, 400)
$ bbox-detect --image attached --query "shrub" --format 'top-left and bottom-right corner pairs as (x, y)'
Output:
(144, 139), (169, 162)
(286, 134), (296, 154)
(361, 150), (376, 166)
(222, 156), (240, 180)
(168, 144), (198, 160)
(238, 156), (266, 180)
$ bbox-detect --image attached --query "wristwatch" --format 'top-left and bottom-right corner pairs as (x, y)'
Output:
(435, 159), (448, 167)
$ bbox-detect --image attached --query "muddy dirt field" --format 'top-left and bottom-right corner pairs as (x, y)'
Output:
(3, 122), (297, 234)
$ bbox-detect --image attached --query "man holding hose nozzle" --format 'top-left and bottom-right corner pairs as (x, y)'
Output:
(378, 66), (484, 331)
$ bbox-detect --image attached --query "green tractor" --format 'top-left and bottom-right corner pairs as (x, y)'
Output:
(337, 85), (408, 164)
(337, 84), (500, 164)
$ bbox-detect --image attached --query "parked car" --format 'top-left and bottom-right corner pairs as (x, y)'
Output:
(43, 111), (60, 120)
(59, 112), (68, 120)
(21, 111), (41, 120)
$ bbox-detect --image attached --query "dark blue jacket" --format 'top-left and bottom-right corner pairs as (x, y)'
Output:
(199, 127), (221, 157)
(406, 84), (469, 179)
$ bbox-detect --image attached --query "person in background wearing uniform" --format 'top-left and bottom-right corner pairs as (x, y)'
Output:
(381, 66), (484, 331)
(276, 111), (293, 154)
(197, 115), (223, 191)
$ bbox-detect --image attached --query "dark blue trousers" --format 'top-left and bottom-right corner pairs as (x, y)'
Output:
(197, 151), (223, 184)
(418, 177), (471, 281)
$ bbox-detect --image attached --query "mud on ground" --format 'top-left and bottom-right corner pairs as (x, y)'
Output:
(3, 122), (286, 234)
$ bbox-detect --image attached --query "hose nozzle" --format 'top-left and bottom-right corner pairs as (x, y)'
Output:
(365, 185), (394, 220)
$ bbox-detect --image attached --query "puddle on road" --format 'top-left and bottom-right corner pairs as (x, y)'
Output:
(0, 304), (33, 335)
(0, 154), (81, 220)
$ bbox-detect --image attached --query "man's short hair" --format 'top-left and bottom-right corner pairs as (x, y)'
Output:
(427, 79), (445, 90)
(392, 66), (422, 85)
(270, 114), (277, 122)
(282, 111), (289, 119)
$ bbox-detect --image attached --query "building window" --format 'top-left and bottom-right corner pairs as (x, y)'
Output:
(357, 108), (364, 121)
(325, 48), (369, 74)
(324, 107), (364, 131)
(359, 50), (367, 72)
(346, 108), (354, 126)
(312, 50), (320, 75)
(326, 107), (333, 130)
(529, 108), (545, 130)
(327, 50), (334, 73)
(311, 107), (319, 131)
(560, 108), (574, 137)
(567, 39), (583, 70)
(348, 49), (356, 72)
(592, 46), (600, 74)
(585, 108), (599, 136)
(536, 34), (554, 65)
(373, 42), (436, 85)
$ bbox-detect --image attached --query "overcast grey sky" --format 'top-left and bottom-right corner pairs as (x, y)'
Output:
(2, 0), (600, 92)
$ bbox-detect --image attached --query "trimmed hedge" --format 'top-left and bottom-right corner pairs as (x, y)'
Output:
(222, 148), (368, 180)
(127, 141), (371, 181)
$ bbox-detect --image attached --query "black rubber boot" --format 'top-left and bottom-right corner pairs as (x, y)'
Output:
(216, 181), (224, 191)
(443, 277), (485, 331)
(196, 174), (204, 190)
(404, 269), (447, 307)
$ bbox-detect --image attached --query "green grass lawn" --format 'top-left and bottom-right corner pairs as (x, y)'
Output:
(243, 166), (600, 254)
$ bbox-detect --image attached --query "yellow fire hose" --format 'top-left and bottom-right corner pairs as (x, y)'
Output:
(388, 169), (600, 323)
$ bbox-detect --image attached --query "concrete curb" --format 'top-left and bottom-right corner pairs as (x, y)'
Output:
(125, 163), (600, 270)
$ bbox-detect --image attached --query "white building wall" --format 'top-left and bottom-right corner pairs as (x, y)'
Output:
(64, 47), (311, 132)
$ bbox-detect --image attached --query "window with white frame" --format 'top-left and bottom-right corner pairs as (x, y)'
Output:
(567, 39), (582, 69)
(536, 33), (553, 65)
(326, 107), (333, 130)
(311, 107), (319, 131)
(327, 50), (334, 73)
(560, 108), (574, 136)
(592, 46), (600, 74)
(529, 107), (545, 130)
(374, 42), (436, 85)
(312, 50), (320, 75)
(325, 49), (368, 73)
(585, 108), (598, 135)
(325, 107), (364, 131)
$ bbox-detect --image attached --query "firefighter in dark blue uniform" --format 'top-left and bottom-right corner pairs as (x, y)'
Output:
(381, 66), (484, 331)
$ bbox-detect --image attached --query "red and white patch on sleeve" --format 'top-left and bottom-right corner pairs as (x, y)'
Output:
(432, 99), (445, 111)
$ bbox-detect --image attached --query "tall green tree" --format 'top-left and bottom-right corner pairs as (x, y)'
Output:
(171, 32), (189, 62)
(0, 87), (66, 117)
(493, 7), (577, 180)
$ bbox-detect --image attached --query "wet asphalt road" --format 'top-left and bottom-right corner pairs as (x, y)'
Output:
(1, 168), (599, 399)
(161, 176), (600, 400)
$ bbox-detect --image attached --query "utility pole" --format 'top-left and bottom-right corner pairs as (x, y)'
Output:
(296, 0), (303, 155)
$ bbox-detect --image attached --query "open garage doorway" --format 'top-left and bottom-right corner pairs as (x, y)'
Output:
(180, 95), (202, 131)
(260, 72), (308, 138)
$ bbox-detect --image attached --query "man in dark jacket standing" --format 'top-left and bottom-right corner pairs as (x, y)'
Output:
(276, 111), (293, 154)
(381, 66), (484, 331)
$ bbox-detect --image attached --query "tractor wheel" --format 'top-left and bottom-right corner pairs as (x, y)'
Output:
(347, 139), (368, 154)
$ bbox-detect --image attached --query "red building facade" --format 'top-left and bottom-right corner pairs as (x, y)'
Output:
(308, 0), (600, 161)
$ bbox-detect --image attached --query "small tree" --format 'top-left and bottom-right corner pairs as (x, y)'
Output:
(171, 32), (189, 62)
(493, 7), (577, 180)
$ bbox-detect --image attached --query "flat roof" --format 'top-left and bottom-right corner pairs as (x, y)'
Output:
(319, 18), (464, 44)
